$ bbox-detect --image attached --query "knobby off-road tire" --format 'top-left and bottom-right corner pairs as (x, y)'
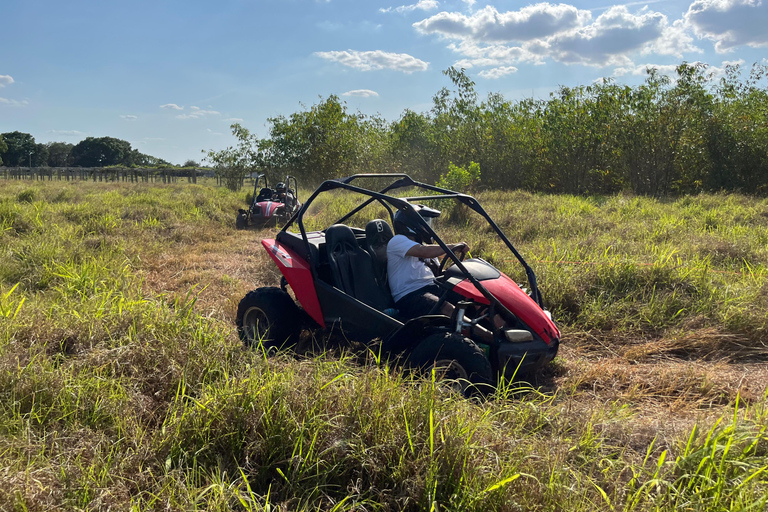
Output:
(236, 287), (301, 350)
(235, 212), (248, 230)
(407, 332), (494, 396)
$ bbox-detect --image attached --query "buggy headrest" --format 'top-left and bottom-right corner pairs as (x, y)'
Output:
(365, 219), (393, 259)
(325, 224), (359, 255)
(256, 187), (274, 200)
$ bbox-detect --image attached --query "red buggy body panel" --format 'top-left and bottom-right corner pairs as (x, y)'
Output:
(261, 238), (325, 328)
(452, 273), (560, 344)
(254, 201), (285, 219)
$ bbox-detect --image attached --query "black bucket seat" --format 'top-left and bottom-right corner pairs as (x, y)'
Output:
(365, 219), (394, 293)
(255, 187), (274, 202)
(325, 224), (393, 311)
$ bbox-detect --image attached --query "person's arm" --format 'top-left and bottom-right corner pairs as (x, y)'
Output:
(405, 242), (468, 259)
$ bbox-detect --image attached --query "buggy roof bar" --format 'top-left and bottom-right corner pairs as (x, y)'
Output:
(282, 173), (543, 308)
(334, 173), (412, 185)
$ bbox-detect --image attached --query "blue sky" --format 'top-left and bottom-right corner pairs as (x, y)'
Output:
(2, 0), (766, 165)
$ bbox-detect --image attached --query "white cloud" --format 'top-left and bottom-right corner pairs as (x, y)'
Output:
(645, 18), (699, 57)
(592, 0), (667, 10)
(0, 97), (28, 106)
(478, 66), (518, 78)
(544, 6), (674, 66)
(685, 0), (768, 52)
(176, 107), (220, 120)
(120, 114), (138, 120)
(0, 75), (14, 87)
(719, 58), (745, 67)
(206, 128), (225, 136)
(380, 0), (439, 14)
(415, 4), (701, 70)
(342, 89), (380, 97)
(413, 4), (591, 43)
(315, 50), (429, 73)
(160, 103), (184, 110)
(224, 117), (244, 122)
(462, 0), (477, 8)
(449, 40), (543, 68)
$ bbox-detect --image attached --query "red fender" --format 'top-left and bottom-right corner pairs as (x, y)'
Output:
(261, 238), (325, 328)
(453, 274), (560, 344)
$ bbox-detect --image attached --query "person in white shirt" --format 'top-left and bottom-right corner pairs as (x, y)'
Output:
(387, 205), (469, 320)
(386, 205), (504, 345)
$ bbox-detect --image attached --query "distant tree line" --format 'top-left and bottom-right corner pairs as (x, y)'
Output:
(0, 133), (174, 168)
(208, 61), (768, 196)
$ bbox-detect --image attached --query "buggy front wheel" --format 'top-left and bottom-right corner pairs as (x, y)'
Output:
(235, 211), (249, 230)
(407, 332), (494, 396)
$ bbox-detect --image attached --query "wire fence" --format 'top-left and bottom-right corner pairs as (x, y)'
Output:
(0, 167), (218, 184)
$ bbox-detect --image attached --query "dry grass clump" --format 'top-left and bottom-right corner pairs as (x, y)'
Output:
(623, 327), (765, 362)
(565, 356), (734, 407)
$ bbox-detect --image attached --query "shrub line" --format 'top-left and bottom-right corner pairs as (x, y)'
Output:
(522, 259), (753, 277)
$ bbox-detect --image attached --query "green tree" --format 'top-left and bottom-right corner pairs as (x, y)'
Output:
(389, 109), (437, 182)
(46, 142), (74, 167)
(353, 114), (391, 175)
(0, 134), (7, 166)
(429, 68), (482, 180)
(126, 149), (170, 167)
(71, 136), (132, 167)
(437, 161), (481, 191)
(619, 68), (683, 195)
(0, 131), (36, 167)
(476, 94), (544, 190)
(32, 142), (49, 168)
(204, 123), (261, 191)
(708, 62), (768, 193)
(619, 63), (714, 196)
(667, 62), (715, 194)
(538, 81), (626, 195)
(264, 95), (362, 183)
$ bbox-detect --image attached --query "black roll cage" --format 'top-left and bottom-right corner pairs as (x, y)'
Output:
(250, 174), (299, 207)
(278, 173), (543, 313)
(250, 173), (269, 207)
(283, 175), (299, 198)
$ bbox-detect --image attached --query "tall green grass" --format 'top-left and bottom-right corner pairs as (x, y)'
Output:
(0, 181), (766, 511)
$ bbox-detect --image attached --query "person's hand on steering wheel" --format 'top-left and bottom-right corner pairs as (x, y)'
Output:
(453, 242), (469, 259)
(438, 242), (469, 274)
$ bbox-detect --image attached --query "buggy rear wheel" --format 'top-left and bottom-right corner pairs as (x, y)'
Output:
(236, 287), (301, 350)
(407, 332), (494, 396)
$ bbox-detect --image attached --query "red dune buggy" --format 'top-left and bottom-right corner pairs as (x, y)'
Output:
(236, 174), (560, 392)
(236, 174), (300, 229)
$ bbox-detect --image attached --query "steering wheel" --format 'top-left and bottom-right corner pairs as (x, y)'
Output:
(438, 244), (467, 275)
